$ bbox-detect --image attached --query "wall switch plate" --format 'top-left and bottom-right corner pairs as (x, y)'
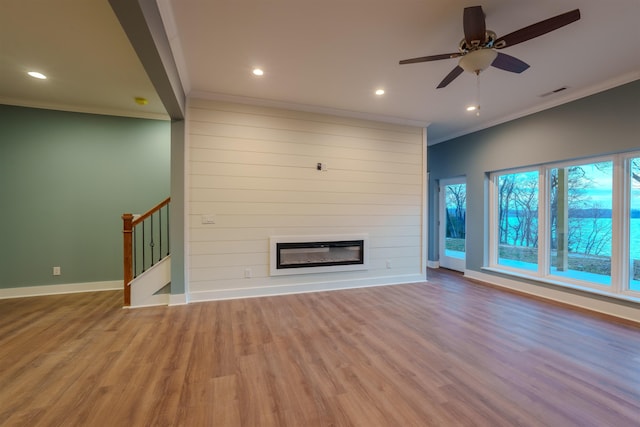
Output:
(244, 268), (252, 278)
(53, 266), (61, 276)
(201, 214), (216, 224)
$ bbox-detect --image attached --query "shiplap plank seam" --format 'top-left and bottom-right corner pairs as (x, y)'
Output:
(186, 99), (425, 299)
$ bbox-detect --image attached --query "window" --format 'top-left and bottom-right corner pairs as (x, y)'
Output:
(496, 170), (539, 272)
(444, 183), (466, 258)
(629, 157), (640, 292)
(489, 154), (639, 299)
(549, 161), (613, 285)
(439, 179), (466, 272)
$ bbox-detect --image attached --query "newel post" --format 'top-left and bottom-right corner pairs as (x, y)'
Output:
(122, 213), (134, 307)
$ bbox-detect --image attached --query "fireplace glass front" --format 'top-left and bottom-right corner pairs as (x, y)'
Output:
(276, 240), (364, 270)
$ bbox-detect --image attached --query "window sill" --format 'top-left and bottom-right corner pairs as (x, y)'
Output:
(481, 266), (640, 305)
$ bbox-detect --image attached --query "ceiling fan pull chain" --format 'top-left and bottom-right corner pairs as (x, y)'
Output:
(476, 71), (481, 116)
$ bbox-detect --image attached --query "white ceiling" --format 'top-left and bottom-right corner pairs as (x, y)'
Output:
(0, 0), (167, 120)
(2, 0), (640, 143)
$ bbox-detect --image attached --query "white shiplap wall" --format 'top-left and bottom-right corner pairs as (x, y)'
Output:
(186, 99), (426, 301)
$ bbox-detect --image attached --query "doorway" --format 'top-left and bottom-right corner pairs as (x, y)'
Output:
(439, 178), (466, 272)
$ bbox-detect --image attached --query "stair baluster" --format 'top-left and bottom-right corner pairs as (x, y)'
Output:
(122, 197), (171, 306)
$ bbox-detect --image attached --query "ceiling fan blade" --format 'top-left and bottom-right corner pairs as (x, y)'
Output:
(491, 52), (530, 73)
(494, 9), (580, 49)
(399, 52), (461, 65)
(463, 6), (486, 46)
(437, 66), (464, 89)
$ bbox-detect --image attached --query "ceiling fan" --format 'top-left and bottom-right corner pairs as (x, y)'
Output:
(399, 6), (581, 88)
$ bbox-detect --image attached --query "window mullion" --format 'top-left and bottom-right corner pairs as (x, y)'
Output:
(614, 154), (629, 293)
(488, 173), (498, 268)
(538, 167), (548, 278)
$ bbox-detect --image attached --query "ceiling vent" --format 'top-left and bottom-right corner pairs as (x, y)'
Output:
(540, 86), (569, 97)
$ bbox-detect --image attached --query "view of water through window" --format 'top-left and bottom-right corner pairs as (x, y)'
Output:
(497, 170), (539, 272)
(549, 162), (612, 285)
(493, 158), (640, 293)
(629, 157), (640, 291)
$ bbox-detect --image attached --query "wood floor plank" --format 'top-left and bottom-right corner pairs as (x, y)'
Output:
(1, 268), (640, 426)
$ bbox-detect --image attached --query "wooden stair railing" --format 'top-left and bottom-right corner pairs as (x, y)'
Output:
(122, 197), (171, 306)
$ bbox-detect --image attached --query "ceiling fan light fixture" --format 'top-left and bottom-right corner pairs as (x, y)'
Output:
(27, 71), (47, 80)
(459, 49), (497, 74)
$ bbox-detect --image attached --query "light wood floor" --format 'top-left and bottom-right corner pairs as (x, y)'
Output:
(1, 269), (640, 426)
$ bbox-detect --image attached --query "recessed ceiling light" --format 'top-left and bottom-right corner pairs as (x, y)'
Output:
(466, 105), (477, 112)
(27, 71), (47, 80)
(252, 68), (264, 76)
(375, 89), (385, 96)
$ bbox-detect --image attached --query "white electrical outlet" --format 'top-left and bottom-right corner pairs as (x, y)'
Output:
(386, 260), (392, 269)
(244, 268), (252, 278)
(53, 266), (61, 276)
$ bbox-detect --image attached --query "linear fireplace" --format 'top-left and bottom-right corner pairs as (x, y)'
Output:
(270, 234), (369, 276)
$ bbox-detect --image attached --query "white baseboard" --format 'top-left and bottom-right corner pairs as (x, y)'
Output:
(0, 280), (122, 300)
(188, 274), (426, 303)
(465, 270), (640, 323)
(169, 293), (187, 305)
(123, 293), (188, 309)
(124, 292), (170, 309)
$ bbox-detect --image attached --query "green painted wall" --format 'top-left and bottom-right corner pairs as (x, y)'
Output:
(0, 105), (170, 288)
(428, 79), (640, 272)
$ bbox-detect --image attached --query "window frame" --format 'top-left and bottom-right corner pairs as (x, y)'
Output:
(487, 152), (640, 301)
(488, 167), (543, 276)
(622, 152), (640, 298)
